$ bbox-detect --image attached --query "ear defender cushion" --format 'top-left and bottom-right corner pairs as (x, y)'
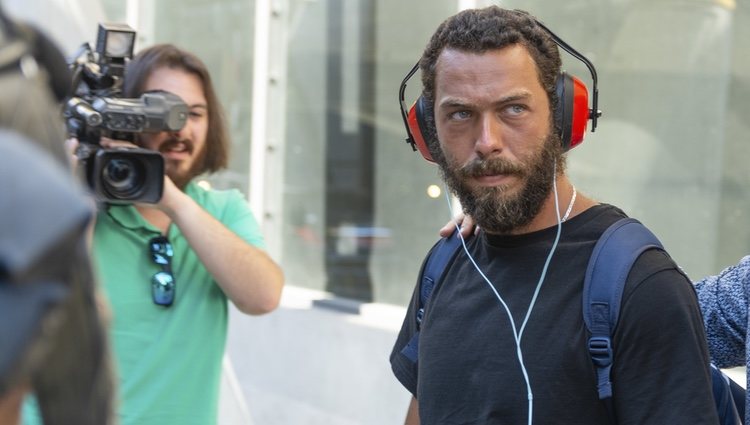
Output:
(555, 72), (590, 151)
(408, 96), (435, 163)
(409, 72), (592, 161)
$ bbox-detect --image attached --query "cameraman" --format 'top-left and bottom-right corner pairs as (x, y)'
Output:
(28, 44), (284, 425)
(97, 43), (283, 424)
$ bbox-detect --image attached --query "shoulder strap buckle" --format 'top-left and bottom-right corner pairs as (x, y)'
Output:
(587, 336), (612, 367)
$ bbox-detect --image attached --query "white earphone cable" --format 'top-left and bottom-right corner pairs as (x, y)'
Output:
(444, 164), (564, 425)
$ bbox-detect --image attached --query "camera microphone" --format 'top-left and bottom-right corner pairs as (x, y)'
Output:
(65, 97), (102, 127)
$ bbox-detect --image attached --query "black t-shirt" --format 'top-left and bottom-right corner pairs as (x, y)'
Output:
(390, 204), (719, 425)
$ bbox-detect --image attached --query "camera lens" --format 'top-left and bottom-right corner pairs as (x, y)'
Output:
(101, 157), (146, 199)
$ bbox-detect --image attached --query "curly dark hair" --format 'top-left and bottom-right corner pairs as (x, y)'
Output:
(419, 7), (562, 161)
(123, 44), (229, 176)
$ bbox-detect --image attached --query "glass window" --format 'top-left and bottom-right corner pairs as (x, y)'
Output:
(280, 0), (463, 304)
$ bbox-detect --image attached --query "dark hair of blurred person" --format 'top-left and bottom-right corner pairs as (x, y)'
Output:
(0, 5), (115, 425)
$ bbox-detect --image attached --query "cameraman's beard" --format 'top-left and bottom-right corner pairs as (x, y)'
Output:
(166, 153), (205, 190)
(162, 140), (207, 191)
(437, 133), (565, 235)
(166, 166), (191, 191)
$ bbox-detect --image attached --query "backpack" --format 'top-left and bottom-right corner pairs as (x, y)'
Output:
(400, 217), (744, 425)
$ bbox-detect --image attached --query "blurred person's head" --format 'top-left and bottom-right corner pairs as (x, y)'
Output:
(0, 6), (114, 424)
(0, 5), (71, 167)
(123, 44), (230, 189)
(0, 129), (115, 425)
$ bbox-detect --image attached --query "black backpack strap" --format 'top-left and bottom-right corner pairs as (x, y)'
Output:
(400, 229), (463, 363)
(582, 218), (663, 409)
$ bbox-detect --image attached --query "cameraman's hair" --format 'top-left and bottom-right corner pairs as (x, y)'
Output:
(419, 7), (562, 161)
(122, 44), (229, 175)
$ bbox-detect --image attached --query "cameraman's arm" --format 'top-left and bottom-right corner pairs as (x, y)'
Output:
(158, 177), (283, 315)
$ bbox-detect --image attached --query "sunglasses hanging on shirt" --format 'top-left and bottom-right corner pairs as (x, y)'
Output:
(149, 235), (175, 307)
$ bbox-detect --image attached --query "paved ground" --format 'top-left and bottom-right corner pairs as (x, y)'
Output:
(217, 286), (749, 424)
(221, 286), (411, 425)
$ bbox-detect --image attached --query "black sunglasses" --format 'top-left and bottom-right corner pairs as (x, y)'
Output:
(149, 236), (175, 307)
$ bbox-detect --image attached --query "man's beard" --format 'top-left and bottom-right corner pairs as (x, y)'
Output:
(166, 164), (192, 190)
(166, 155), (205, 190)
(437, 133), (565, 234)
(160, 139), (206, 190)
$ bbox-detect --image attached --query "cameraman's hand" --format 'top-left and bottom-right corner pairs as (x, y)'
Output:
(64, 138), (80, 170)
(154, 175), (182, 213)
(99, 137), (183, 212)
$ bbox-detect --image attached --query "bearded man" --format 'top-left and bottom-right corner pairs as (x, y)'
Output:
(389, 7), (718, 425)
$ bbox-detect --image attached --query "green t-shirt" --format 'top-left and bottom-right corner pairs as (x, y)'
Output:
(23, 181), (265, 425)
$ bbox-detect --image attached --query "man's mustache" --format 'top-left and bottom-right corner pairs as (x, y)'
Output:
(459, 157), (525, 179)
(158, 137), (194, 154)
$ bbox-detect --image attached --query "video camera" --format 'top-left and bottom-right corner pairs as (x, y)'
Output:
(64, 23), (188, 204)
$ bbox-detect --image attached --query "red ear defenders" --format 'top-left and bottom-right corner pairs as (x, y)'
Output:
(398, 17), (602, 163)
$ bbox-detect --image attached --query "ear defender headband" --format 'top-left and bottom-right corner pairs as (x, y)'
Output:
(398, 14), (602, 163)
